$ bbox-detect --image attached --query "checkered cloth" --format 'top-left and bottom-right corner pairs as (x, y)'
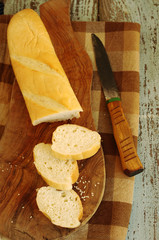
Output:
(0, 16), (140, 240)
(71, 21), (140, 240)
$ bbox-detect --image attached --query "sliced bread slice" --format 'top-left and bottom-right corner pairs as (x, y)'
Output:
(51, 124), (101, 160)
(33, 143), (79, 190)
(36, 186), (83, 228)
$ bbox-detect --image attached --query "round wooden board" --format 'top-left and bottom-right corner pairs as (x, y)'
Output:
(0, 0), (105, 239)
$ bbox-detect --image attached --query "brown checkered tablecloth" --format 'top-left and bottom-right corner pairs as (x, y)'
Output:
(70, 21), (140, 240)
(0, 16), (140, 240)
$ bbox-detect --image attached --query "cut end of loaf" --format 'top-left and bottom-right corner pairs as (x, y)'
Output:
(32, 110), (82, 126)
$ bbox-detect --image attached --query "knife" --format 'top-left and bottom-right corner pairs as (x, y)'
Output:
(91, 33), (144, 177)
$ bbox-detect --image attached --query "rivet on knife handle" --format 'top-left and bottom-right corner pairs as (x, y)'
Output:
(107, 99), (144, 177)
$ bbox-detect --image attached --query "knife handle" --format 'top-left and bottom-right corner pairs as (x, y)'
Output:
(107, 99), (144, 177)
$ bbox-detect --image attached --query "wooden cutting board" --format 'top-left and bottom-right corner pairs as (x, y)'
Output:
(0, 0), (105, 239)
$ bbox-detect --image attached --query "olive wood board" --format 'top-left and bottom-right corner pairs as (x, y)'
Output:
(0, 0), (105, 239)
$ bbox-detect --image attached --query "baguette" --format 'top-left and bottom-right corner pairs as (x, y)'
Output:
(33, 143), (79, 190)
(7, 9), (83, 126)
(51, 124), (101, 160)
(36, 186), (83, 228)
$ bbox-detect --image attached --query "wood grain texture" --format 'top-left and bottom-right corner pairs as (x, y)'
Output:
(3, 0), (47, 14)
(1, 1), (100, 240)
(3, 0), (98, 21)
(71, 0), (98, 21)
(107, 100), (143, 176)
(99, 0), (159, 240)
(0, 1), (105, 239)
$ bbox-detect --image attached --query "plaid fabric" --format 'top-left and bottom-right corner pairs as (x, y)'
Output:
(0, 17), (140, 240)
(71, 22), (140, 240)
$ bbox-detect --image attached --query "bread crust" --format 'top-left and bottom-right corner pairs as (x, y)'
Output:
(7, 9), (82, 125)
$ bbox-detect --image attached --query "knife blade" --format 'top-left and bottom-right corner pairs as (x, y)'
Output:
(91, 33), (144, 177)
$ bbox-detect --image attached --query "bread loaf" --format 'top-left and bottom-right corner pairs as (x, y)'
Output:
(51, 124), (101, 160)
(7, 9), (83, 126)
(36, 186), (83, 228)
(33, 143), (79, 190)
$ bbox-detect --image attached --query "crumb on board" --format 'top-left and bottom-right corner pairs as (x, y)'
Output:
(74, 175), (100, 201)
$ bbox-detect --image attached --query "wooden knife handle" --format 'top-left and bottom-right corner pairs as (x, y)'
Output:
(107, 99), (144, 177)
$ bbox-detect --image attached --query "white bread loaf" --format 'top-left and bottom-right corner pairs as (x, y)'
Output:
(33, 143), (79, 190)
(7, 9), (83, 126)
(51, 124), (101, 160)
(36, 186), (83, 228)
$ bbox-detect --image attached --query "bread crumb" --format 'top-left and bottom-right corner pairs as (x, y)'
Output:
(81, 195), (89, 199)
